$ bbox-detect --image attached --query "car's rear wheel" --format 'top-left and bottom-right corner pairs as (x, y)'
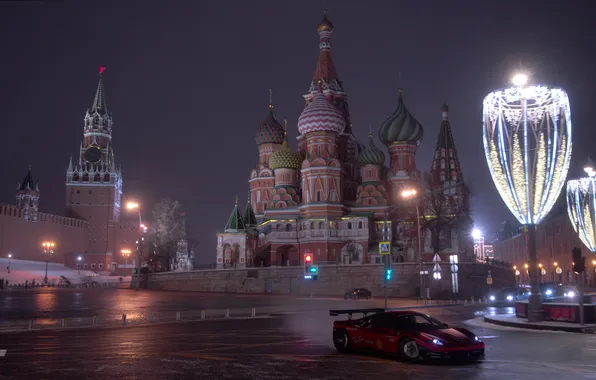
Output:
(399, 337), (421, 362)
(333, 329), (351, 353)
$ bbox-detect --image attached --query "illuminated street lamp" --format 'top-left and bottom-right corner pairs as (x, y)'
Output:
(7, 253), (12, 274)
(41, 241), (56, 284)
(126, 201), (143, 289)
(121, 248), (132, 270)
(402, 189), (425, 295)
(472, 228), (485, 262)
(483, 73), (572, 321)
(77, 256), (82, 275)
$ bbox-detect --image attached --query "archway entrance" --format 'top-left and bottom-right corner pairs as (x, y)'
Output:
(275, 245), (298, 266)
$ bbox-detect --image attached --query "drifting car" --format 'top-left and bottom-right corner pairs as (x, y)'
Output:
(331, 308), (485, 362)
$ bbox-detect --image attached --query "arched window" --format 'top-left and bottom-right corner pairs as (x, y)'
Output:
(358, 221), (363, 229)
(276, 224), (282, 231)
(318, 222), (324, 230)
(285, 224), (292, 231)
(348, 222), (352, 229)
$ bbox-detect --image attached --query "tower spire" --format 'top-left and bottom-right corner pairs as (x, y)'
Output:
(91, 66), (108, 115)
(269, 89), (273, 109)
(430, 102), (464, 186)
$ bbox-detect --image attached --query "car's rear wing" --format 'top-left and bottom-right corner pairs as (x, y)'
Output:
(329, 308), (385, 319)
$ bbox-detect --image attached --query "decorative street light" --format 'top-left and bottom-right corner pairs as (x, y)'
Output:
(41, 241), (56, 284)
(126, 201), (143, 289)
(567, 166), (596, 252)
(401, 189), (425, 298)
(7, 253), (11, 274)
(482, 73), (572, 322)
(121, 248), (132, 271)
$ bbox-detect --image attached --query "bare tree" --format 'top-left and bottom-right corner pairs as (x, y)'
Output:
(410, 172), (473, 258)
(149, 197), (186, 271)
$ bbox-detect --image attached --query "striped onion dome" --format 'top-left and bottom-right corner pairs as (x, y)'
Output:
(358, 134), (386, 166)
(255, 105), (285, 145)
(297, 86), (345, 135)
(379, 91), (424, 145)
(269, 133), (302, 170)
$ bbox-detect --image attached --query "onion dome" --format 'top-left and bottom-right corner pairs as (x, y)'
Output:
(358, 134), (386, 166)
(269, 128), (302, 171)
(379, 91), (424, 145)
(255, 104), (285, 145)
(297, 86), (345, 135)
(317, 9), (334, 32)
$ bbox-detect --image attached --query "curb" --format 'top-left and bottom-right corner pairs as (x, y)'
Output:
(483, 315), (596, 333)
(0, 315), (277, 335)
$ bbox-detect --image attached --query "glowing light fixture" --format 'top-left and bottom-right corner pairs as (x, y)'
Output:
(567, 174), (596, 252)
(483, 73), (572, 322)
(472, 228), (482, 240)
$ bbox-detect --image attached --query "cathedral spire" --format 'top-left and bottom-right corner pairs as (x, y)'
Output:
(313, 9), (339, 86)
(243, 191), (257, 227)
(430, 103), (464, 186)
(224, 196), (246, 232)
(91, 66), (108, 115)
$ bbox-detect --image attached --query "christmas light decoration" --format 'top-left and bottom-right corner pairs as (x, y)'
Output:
(483, 84), (572, 225)
(567, 176), (596, 252)
(483, 78), (573, 322)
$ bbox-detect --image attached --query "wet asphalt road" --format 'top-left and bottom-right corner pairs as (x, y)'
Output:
(0, 287), (437, 321)
(2, 306), (596, 380)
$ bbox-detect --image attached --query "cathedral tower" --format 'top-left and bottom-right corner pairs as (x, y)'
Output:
(65, 67), (123, 254)
(269, 124), (302, 209)
(379, 90), (424, 204)
(250, 95), (285, 218)
(300, 11), (361, 203)
(16, 166), (40, 221)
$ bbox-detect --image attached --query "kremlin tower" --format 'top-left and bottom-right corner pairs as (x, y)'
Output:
(216, 11), (471, 268)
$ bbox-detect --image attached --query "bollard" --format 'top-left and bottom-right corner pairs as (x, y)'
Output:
(62, 319), (65, 328)
(122, 314), (127, 325)
(251, 308), (256, 318)
(200, 310), (206, 320)
(225, 309), (230, 318)
(176, 312), (181, 321)
(29, 320), (33, 330)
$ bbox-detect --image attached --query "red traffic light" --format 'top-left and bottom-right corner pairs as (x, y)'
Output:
(305, 254), (312, 262)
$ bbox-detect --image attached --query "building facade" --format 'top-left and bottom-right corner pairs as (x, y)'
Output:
(492, 200), (595, 285)
(216, 12), (473, 269)
(0, 68), (138, 277)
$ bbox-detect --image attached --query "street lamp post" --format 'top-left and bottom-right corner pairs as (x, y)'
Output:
(402, 189), (425, 299)
(7, 253), (11, 274)
(77, 256), (82, 275)
(41, 241), (56, 284)
(126, 202), (143, 290)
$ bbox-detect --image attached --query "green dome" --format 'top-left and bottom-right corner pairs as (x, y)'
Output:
(358, 135), (385, 166)
(269, 134), (302, 170)
(379, 91), (424, 145)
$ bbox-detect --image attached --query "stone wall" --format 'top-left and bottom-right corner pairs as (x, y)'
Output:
(146, 262), (515, 299)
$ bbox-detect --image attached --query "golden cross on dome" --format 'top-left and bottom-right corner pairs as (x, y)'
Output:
(269, 89), (273, 108)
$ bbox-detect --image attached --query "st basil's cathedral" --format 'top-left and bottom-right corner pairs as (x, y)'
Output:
(216, 12), (472, 269)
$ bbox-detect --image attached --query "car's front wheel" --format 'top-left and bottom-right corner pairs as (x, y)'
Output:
(333, 329), (351, 353)
(399, 337), (422, 363)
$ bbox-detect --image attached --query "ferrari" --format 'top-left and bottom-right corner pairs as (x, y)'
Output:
(330, 308), (485, 362)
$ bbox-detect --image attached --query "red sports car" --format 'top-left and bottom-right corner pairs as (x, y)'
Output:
(330, 308), (485, 362)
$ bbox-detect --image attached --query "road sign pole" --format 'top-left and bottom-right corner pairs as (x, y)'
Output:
(384, 256), (388, 309)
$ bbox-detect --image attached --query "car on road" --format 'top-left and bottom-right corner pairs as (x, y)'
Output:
(344, 288), (371, 300)
(488, 287), (526, 305)
(330, 308), (485, 362)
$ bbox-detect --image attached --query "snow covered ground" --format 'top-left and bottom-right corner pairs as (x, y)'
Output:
(0, 258), (131, 286)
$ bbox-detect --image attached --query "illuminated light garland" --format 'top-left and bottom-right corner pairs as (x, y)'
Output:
(567, 177), (596, 252)
(483, 85), (572, 225)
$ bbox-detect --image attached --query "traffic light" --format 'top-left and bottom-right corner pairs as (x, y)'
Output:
(385, 268), (392, 280)
(304, 254), (317, 279)
(572, 247), (586, 273)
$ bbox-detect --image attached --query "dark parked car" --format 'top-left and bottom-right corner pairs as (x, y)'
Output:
(488, 287), (526, 305)
(344, 288), (371, 300)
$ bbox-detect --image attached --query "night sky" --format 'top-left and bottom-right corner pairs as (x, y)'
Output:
(1, 0), (595, 264)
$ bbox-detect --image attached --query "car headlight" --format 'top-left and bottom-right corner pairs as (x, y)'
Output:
(565, 291), (576, 297)
(506, 295), (513, 301)
(431, 338), (444, 346)
(545, 289), (552, 296)
(474, 336), (483, 343)
(489, 295), (496, 301)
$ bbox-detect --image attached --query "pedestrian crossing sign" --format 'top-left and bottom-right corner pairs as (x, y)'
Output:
(379, 241), (391, 255)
